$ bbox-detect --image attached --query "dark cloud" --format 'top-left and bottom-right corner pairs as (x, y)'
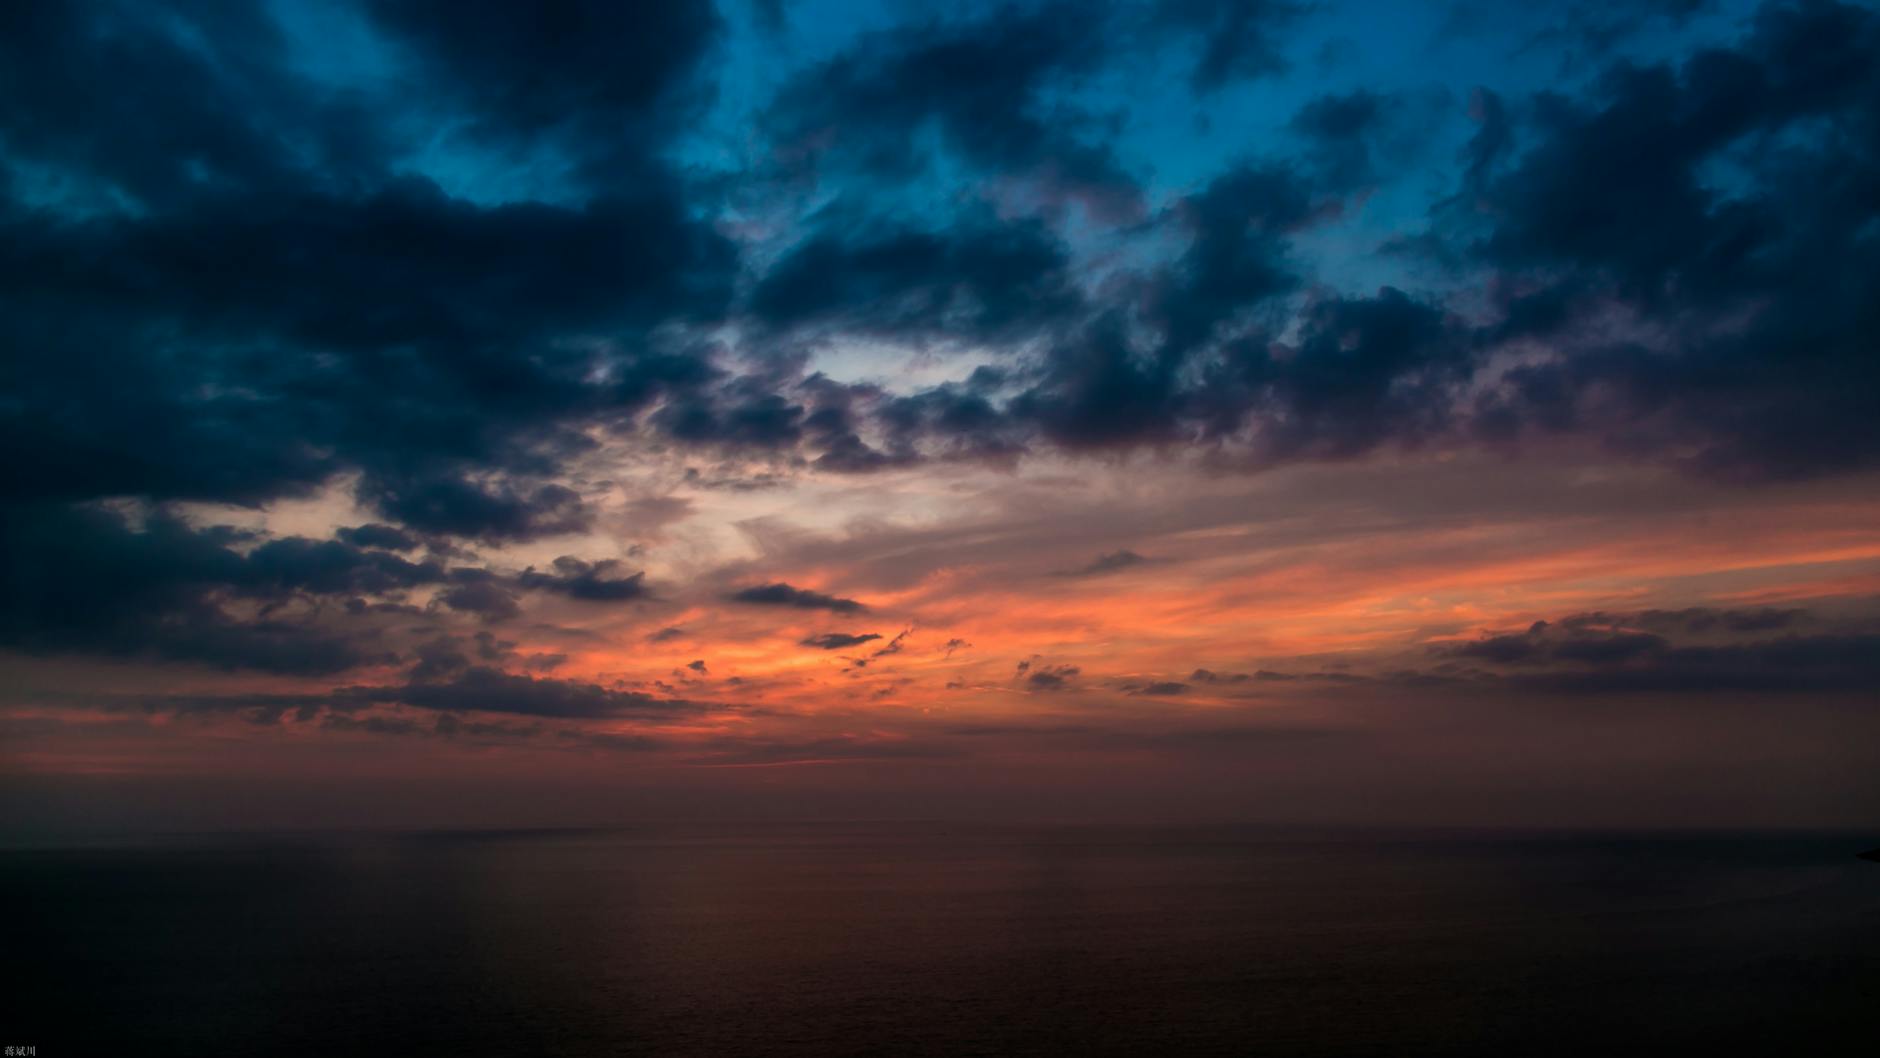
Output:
(434, 570), (521, 623)
(748, 215), (1079, 341)
(1190, 668), (1252, 684)
(802, 632), (883, 650)
(335, 524), (423, 552)
(993, 278), (1467, 462)
(762, 0), (1309, 217)
(1549, 631), (1668, 665)
(1151, 164), (1323, 358)
(1570, 607), (1805, 635)
(1452, 0), (1880, 479)
(728, 582), (867, 613)
(1505, 633), (1880, 694)
(0, 1), (377, 212)
(652, 377), (805, 451)
(834, 2), (1880, 483)
(517, 557), (650, 601)
(1237, 288), (1471, 459)
(409, 637), (474, 682)
(350, 667), (693, 719)
(0, 503), (427, 675)
(806, 395), (920, 474)
(843, 627), (912, 671)
(239, 537), (446, 597)
(648, 626), (688, 643)
(404, 629), (570, 682)
(876, 382), (1030, 466)
(364, 478), (592, 545)
(0, 177), (734, 518)
(1440, 605), (1880, 694)
(1452, 626), (1548, 664)
(0, 1), (735, 547)
(1011, 316), (1187, 449)
(765, 2), (1140, 214)
(1027, 664), (1082, 691)
(1058, 549), (1151, 577)
(360, 0), (722, 177)
(907, 168), (1447, 460)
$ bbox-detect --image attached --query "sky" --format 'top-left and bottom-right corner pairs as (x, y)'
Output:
(2, 0), (1877, 835)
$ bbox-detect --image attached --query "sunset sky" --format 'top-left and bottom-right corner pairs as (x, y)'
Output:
(3, 0), (1877, 834)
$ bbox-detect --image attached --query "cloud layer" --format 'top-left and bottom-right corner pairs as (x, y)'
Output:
(2, 0), (1877, 829)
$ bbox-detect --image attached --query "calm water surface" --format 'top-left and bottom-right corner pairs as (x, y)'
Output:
(4, 824), (1876, 1055)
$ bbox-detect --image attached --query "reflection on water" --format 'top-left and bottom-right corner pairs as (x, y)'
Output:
(4, 824), (1876, 1055)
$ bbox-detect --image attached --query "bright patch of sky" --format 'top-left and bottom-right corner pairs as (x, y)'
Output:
(804, 336), (1007, 392)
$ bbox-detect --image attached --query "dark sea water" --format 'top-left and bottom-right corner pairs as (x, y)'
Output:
(3, 824), (1876, 1056)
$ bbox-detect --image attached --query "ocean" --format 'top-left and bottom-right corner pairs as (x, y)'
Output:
(3, 824), (1876, 1055)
